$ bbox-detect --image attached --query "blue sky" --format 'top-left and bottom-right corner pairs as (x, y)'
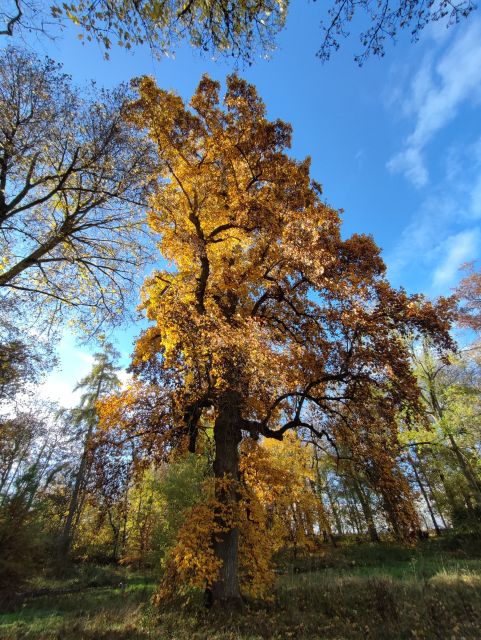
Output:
(10, 2), (481, 405)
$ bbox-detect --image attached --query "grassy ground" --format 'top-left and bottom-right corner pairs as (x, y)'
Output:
(1, 535), (480, 639)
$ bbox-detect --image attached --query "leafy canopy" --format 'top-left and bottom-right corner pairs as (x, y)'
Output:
(127, 73), (452, 450)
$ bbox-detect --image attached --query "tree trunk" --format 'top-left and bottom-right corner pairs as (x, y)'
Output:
(325, 482), (343, 536)
(352, 477), (380, 542)
(61, 376), (104, 558)
(60, 421), (94, 557)
(209, 390), (243, 607)
(438, 469), (458, 519)
(408, 453), (440, 535)
(447, 434), (481, 509)
(345, 487), (363, 535)
(418, 459), (448, 529)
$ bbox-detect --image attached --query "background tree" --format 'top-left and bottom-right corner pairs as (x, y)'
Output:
(0, 399), (70, 593)
(60, 343), (121, 557)
(408, 341), (481, 526)
(0, 301), (54, 404)
(456, 262), (481, 334)
(0, 47), (154, 334)
(124, 73), (453, 605)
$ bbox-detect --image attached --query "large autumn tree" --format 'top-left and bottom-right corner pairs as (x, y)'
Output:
(124, 74), (453, 605)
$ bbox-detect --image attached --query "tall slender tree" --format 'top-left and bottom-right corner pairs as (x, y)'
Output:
(60, 343), (121, 557)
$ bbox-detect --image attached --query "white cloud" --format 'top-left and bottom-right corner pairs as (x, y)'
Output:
(37, 333), (97, 408)
(38, 376), (82, 408)
(118, 369), (133, 388)
(388, 18), (481, 186)
(77, 351), (95, 365)
(388, 147), (428, 187)
(386, 140), (481, 294)
(432, 228), (480, 288)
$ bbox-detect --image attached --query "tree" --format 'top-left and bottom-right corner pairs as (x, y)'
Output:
(1, 0), (286, 62)
(0, 398), (70, 593)
(0, 301), (54, 404)
(411, 341), (481, 521)
(123, 74), (453, 605)
(242, 433), (323, 557)
(456, 262), (481, 334)
(60, 343), (121, 557)
(1, 0), (475, 64)
(317, 0), (476, 64)
(0, 47), (154, 334)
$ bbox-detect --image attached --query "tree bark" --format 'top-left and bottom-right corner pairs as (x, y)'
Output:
(209, 390), (243, 607)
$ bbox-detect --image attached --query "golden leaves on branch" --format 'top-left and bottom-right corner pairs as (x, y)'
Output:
(155, 434), (321, 602)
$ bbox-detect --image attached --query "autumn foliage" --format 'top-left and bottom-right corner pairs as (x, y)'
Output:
(153, 433), (321, 602)
(99, 73), (455, 604)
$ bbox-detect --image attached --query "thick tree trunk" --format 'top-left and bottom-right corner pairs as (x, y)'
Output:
(209, 390), (243, 607)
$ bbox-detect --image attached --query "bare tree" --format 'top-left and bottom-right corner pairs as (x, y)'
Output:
(317, 0), (477, 64)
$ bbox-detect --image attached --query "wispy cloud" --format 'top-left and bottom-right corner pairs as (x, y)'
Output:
(432, 228), (480, 289)
(387, 18), (481, 187)
(387, 191), (459, 281)
(386, 140), (481, 294)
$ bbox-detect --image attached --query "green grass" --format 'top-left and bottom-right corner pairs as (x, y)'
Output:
(1, 536), (481, 639)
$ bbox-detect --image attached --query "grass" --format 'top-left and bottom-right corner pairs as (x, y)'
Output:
(1, 535), (481, 639)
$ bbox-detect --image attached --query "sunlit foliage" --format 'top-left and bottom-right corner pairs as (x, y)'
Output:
(121, 73), (454, 603)
(0, 47), (154, 333)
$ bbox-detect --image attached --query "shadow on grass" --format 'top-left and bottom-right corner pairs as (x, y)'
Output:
(1, 538), (481, 639)
(2, 573), (480, 639)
